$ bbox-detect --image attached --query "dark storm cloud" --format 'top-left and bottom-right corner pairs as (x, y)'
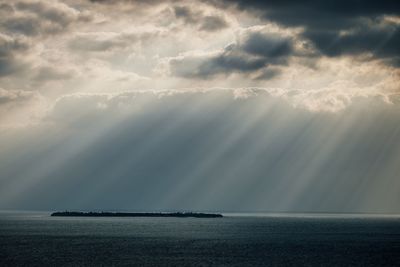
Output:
(242, 32), (293, 58)
(170, 31), (293, 79)
(209, 0), (400, 66)
(212, 0), (400, 28)
(304, 24), (400, 65)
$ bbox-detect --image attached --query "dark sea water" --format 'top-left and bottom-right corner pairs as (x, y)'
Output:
(1, 212), (400, 266)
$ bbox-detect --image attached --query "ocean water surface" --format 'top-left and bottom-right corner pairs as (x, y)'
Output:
(1, 211), (400, 266)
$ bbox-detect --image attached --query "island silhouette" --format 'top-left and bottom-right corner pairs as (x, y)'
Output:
(51, 211), (223, 218)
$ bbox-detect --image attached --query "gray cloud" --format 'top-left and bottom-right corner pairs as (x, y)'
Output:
(0, 0), (91, 37)
(0, 34), (30, 77)
(0, 88), (39, 105)
(16, 1), (78, 26)
(199, 15), (228, 31)
(174, 6), (197, 23)
(170, 50), (266, 79)
(89, 0), (172, 4)
(68, 31), (159, 52)
(254, 68), (281, 80)
(69, 33), (135, 52)
(34, 66), (75, 82)
(174, 5), (228, 32)
(0, 3), (14, 13)
(169, 31), (293, 79)
(2, 15), (42, 37)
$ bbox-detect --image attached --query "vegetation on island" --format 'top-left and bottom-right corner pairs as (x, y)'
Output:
(51, 211), (223, 218)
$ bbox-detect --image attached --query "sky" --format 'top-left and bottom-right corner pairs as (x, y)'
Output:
(0, 0), (399, 213)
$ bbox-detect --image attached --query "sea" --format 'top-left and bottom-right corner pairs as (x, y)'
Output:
(1, 211), (400, 266)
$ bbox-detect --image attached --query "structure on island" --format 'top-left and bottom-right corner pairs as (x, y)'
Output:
(51, 211), (223, 218)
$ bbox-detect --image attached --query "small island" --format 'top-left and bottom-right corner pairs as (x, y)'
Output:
(51, 211), (223, 218)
